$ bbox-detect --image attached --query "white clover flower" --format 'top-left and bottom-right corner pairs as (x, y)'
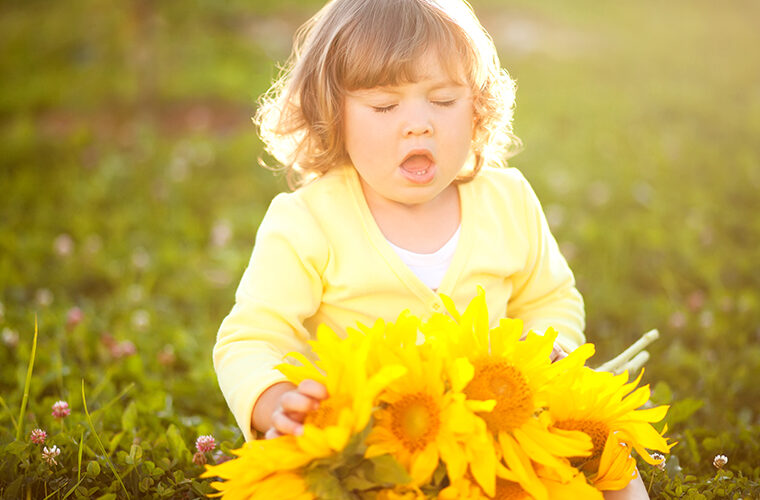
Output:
(713, 454), (728, 470)
(211, 219), (233, 248)
(42, 445), (60, 465)
(651, 452), (666, 471)
(131, 309), (150, 331)
(53, 234), (74, 257)
(2, 327), (19, 347)
(35, 288), (54, 307)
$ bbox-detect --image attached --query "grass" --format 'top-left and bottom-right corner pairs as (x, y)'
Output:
(1, 0), (759, 498)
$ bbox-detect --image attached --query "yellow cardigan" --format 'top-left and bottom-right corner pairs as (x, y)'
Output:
(214, 165), (585, 440)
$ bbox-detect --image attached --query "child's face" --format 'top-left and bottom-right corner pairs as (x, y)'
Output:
(343, 53), (474, 209)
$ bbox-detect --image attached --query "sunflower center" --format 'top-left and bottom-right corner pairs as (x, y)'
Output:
(305, 395), (350, 429)
(493, 478), (530, 500)
(389, 392), (440, 453)
(464, 357), (534, 433)
(554, 418), (610, 471)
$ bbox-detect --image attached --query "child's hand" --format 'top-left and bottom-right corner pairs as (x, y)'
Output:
(265, 379), (327, 439)
(550, 342), (568, 363)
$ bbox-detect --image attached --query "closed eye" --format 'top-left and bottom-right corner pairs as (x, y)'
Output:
(432, 99), (456, 107)
(372, 104), (397, 113)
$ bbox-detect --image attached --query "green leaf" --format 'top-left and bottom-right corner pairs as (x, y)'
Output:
(129, 443), (143, 463)
(95, 494), (117, 500)
(365, 454), (411, 486)
(121, 401), (138, 432)
(342, 473), (376, 492)
(159, 486), (176, 498)
(3, 440), (28, 457)
(166, 424), (191, 462)
(341, 423), (371, 460)
(173, 470), (186, 483)
(191, 480), (215, 495)
(139, 477), (153, 492)
(665, 398), (704, 427)
(665, 454), (682, 478)
(305, 466), (354, 500)
(87, 460), (101, 477)
(108, 431), (124, 456)
(650, 381), (673, 405)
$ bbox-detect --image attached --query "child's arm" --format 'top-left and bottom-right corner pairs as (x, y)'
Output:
(214, 194), (329, 441)
(508, 173), (585, 353)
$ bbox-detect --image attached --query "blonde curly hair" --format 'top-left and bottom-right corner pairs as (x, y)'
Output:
(255, 0), (522, 188)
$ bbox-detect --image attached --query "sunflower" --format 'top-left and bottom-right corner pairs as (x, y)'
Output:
(204, 323), (406, 498)
(211, 470), (314, 500)
(440, 465), (603, 500)
(546, 366), (673, 490)
(363, 312), (497, 495)
(422, 289), (595, 500)
(438, 476), (490, 500)
(491, 466), (604, 500)
(201, 438), (315, 499)
(277, 322), (407, 458)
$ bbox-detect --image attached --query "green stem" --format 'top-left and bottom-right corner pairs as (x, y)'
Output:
(16, 315), (39, 441)
(0, 395), (19, 430)
(82, 380), (131, 499)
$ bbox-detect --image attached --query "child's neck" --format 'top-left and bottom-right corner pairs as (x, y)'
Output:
(362, 184), (461, 254)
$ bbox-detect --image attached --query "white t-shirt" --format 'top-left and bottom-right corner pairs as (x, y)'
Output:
(386, 226), (461, 290)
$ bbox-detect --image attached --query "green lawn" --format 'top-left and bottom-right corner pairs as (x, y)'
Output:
(1, 0), (759, 497)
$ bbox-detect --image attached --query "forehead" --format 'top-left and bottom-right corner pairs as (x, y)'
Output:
(341, 45), (469, 91)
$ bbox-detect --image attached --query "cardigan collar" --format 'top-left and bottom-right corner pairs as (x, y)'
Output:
(340, 165), (475, 300)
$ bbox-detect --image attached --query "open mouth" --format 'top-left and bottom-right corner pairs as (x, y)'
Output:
(400, 150), (434, 176)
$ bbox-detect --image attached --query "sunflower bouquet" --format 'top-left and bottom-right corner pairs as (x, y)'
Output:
(202, 289), (673, 499)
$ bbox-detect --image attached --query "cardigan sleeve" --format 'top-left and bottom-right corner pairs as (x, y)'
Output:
(213, 193), (329, 441)
(507, 173), (586, 352)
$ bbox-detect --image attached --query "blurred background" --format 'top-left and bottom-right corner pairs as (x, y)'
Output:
(2, 0), (759, 496)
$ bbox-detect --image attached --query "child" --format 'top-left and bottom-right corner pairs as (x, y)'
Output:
(214, 0), (649, 497)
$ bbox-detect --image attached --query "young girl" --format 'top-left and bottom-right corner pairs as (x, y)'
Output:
(214, 0), (648, 497)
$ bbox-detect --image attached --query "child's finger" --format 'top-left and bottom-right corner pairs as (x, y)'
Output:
(550, 345), (568, 362)
(281, 390), (320, 414)
(298, 379), (328, 400)
(264, 427), (282, 440)
(271, 408), (303, 436)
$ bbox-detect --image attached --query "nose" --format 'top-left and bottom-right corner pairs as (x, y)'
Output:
(402, 105), (433, 137)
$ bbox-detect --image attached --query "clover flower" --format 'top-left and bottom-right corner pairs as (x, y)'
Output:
(131, 309), (150, 331)
(51, 400), (70, 419)
(35, 288), (53, 307)
(42, 445), (60, 465)
(112, 340), (137, 359)
(651, 452), (666, 471)
(53, 234), (74, 257)
(196, 435), (216, 453)
(66, 307), (84, 330)
(30, 428), (47, 445)
(157, 344), (176, 366)
(193, 451), (208, 466)
(713, 454), (728, 470)
(2, 327), (19, 347)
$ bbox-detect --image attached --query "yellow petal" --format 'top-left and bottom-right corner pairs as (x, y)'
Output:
(410, 444), (439, 484)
